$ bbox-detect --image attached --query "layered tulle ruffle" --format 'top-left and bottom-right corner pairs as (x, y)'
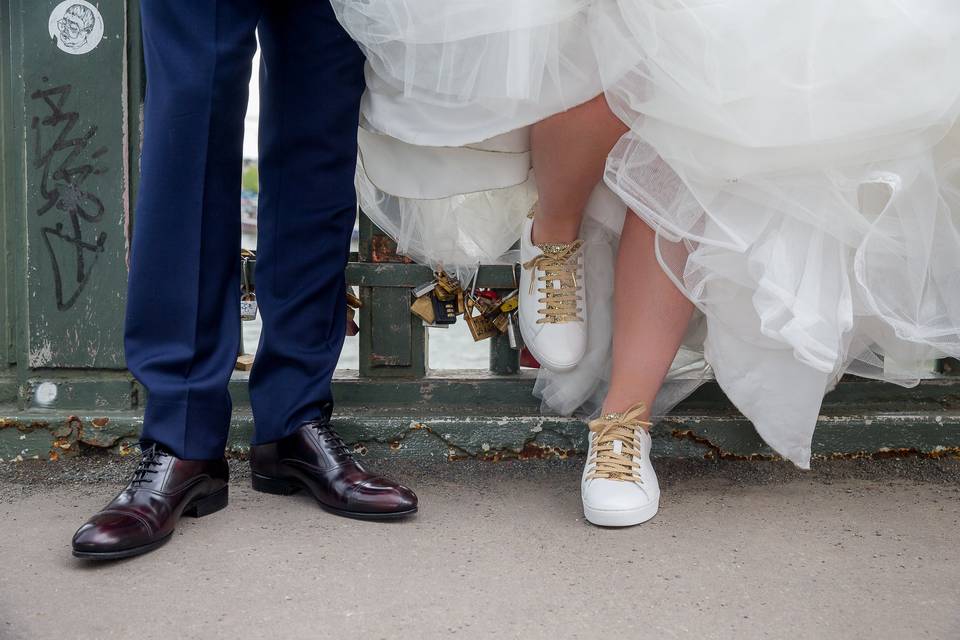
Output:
(331, 0), (601, 146)
(595, 0), (960, 465)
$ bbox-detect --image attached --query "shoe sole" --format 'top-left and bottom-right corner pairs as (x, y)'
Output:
(71, 486), (229, 560)
(583, 499), (659, 527)
(251, 472), (418, 521)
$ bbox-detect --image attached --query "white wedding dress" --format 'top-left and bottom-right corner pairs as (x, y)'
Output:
(331, 0), (960, 468)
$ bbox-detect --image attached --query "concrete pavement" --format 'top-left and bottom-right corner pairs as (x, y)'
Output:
(1, 457), (958, 640)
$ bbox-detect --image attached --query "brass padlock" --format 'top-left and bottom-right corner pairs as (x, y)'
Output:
(411, 292), (437, 325)
(492, 311), (510, 334)
(464, 296), (499, 341)
(346, 286), (361, 336)
(346, 288), (362, 310)
(411, 277), (438, 325)
(489, 289), (519, 334)
(434, 271), (460, 301)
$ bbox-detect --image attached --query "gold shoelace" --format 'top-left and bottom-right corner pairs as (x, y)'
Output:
(586, 402), (652, 482)
(522, 240), (584, 324)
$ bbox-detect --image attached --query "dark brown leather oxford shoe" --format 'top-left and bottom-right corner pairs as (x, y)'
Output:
(71, 444), (229, 560)
(250, 417), (418, 520)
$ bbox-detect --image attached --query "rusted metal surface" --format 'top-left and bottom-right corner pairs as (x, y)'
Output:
(370, 235), (414, 264)
(379, 421), (579, 462)
(669, 428), (778, 462)
(3, 409), (959, 464)
(0, 413), (140, 461)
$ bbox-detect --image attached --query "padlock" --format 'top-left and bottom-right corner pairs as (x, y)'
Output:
(434, 271), (460, 301)
(507, 311), (524, 350)
(240, 251), (258, 321)
(492, 311), (510, 334)
(489, 289), (519, 334)
(240, 294), (258, 322)
(412, 272), (462, 326)
(498, 290), (519, 314)
(464, 296), (500, 341)
(411, 292), (437, 325)
(431, 289), (459, 325)
(470, 288), (501, 316)
(412, 280), (438, 298)
(461, 269), (501, 341)
(346, 287), (362, 310)
(346, 286), (361, 336)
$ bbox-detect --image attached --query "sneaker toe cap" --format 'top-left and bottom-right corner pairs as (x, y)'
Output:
(582, 478), (656, 512)
(526, 325), (587, 371)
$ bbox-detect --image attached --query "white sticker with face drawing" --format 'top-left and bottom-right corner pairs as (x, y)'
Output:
(49, 0), (104, 55)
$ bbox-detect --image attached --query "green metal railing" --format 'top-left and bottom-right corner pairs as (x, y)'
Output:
(1, 1), (958, 463)
(350, 215), (521, 378)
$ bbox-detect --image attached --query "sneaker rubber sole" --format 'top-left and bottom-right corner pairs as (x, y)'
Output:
(583, 498), (659, 527)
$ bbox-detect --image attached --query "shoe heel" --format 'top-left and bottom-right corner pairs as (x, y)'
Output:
(183, 486), (229, 518)
(251, 472), (301, 496)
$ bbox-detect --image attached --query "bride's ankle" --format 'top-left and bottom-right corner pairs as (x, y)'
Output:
(599, 399), (653, 429)
(531, 213), (582, 245)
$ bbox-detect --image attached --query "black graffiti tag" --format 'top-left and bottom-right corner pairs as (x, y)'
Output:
(30, 79), (109, 311)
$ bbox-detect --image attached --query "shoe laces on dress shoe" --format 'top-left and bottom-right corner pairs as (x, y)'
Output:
(309, 421), (354, 462)
(586, 403), (652, 483)
(130, 443), (169, 486)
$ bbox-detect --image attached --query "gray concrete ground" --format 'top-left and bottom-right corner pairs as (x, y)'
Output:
(1, 456), (958, 640)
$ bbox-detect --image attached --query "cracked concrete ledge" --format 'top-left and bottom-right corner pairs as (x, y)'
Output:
(1, 409), (959, 464)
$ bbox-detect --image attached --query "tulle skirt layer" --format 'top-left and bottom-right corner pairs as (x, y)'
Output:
(333, 0), (960, 467)
(331, 0), (601, 146)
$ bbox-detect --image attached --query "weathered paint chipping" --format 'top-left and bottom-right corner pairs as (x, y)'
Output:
(2, 410), (958, 464)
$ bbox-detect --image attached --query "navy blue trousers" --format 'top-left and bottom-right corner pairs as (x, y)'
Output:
(125, 0), (364, 459)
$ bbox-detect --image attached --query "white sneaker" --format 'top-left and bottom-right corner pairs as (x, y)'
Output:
(518, 215), (586, 371)
(581, 403), (660, 527)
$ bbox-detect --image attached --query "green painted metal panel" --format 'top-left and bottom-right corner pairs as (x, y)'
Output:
(330, 370), (544, 412)
(357, 212), (428, 378)
(21, 372), (136, 410)
(488, 334), (520, 375)
(1, 1), (21, 373)
(13, 0), (130, 369)
(359, 284), (428, 377)
(346, 262), (518, 290)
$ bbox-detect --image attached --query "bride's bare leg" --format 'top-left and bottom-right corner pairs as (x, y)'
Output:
(537, 96), (692, 527)
(602, 213), (694, 418)
(530, 94), (629, 244)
